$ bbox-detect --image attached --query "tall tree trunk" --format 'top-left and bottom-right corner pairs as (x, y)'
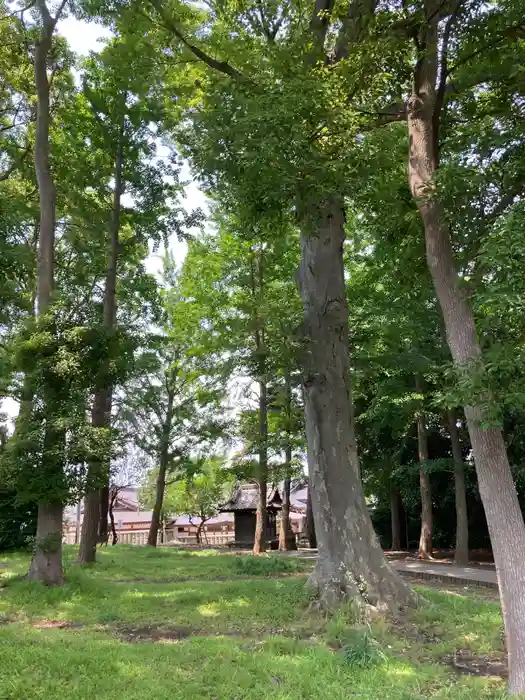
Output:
(98, 135), (124, 546)
(79, 136), (123, 564)
(305, 487), (316, 549)
(196, 521), (203, 545)
(407, 10), (525, 692)
(297, 194), (416, 610)
(279, 373), (296, 551)
(28, 0), (67, 586)
(253, 377), (268, 554)
(147, 387), (174, 547)
(448, 409), (469, 566)
(252, 251), (268, 555)
(78, 492), (99, 562)
(390, 483), (402, 551)
(416, 379), (432, 559)
(109, 491), (118, 546)
(279, 476), (296, 551)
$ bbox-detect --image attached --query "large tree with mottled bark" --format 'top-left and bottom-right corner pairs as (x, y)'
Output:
(89, 0), (419, 610)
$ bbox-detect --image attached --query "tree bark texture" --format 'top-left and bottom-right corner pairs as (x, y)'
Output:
(390, 483), (402, 551)
(28, 1), (66, 585)
(79, 137), (123, 563)
(416, 390), (432, 558)
(28, 504), (64, 585)
(448, 409), (469, 566)
(78, 491), (100, 563)
(305, 488), (317, 549)
(407, 10), (525, 692)
(147, 387), (175, 547)
(297, 195), (416, 610)
(34, 12), (55, 317)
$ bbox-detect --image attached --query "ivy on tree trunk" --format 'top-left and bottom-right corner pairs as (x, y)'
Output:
(27, 0), (69, 586)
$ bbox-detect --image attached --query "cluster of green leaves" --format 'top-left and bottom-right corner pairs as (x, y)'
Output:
(143, 455), (234, 524)
(71, 0), (525, 556)
(0, 4), (203, 546)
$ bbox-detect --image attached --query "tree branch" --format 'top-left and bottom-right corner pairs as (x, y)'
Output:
(146, 0), (243, 80)
(354, 102), (407, 127)
(308, 0), (335, 51)
(433, 0), (463, 161)
(334, 0), (377, 62)
(52, 0), (69, 25)
(8, 0), (36, 17)
(446, 23), (525, 77)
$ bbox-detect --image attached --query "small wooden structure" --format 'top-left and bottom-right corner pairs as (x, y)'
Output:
(220, 483), (282, 549)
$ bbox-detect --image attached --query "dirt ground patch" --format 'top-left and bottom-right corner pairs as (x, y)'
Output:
(114, 573), (308, 585)
(404, 576), (499, 601)
(115, 624), (194, 643)
(446, 649), (507, 679)
(32, 620), (85, 630)
(113, 624), (314, 644)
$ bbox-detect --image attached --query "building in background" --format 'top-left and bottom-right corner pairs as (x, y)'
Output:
(64, 483), (306, 546)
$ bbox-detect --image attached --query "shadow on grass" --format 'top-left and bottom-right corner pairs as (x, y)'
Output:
(0, 565), (315, 636)
(0, 548), (507, 700)
(0, 624), (506, 700)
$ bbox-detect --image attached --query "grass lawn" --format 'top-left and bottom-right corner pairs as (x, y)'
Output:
(0, 546), (507, 700)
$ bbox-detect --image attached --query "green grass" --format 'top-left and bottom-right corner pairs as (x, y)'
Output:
(1, 545), (311, 585)
(0, 546), (507, 700)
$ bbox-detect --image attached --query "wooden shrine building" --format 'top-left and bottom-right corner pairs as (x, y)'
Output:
(220, 483), (282, 549)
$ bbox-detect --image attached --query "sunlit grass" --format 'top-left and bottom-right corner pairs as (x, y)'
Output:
(0, 546), (507, 700)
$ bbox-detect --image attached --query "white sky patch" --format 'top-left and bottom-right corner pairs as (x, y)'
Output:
(58, 16), (112, 56)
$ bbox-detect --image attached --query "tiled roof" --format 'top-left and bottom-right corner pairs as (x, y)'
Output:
(220, 483), (282, 512)
(170, 513), (234, 526)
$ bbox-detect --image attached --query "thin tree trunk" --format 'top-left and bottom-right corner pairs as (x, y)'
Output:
(147, 472), (165, 547)
(390, 483), (402, 551)
(297, 194), (416, 610)
(448, 409), (469, 566)
(109, 492), (118, 546)
(254, 377), (268, 554)
(98, 482), (110, 545)
(196, 521), (203, 545)
(279, 373), (296, 551)
(279, 476), (296, 551)
(28, 0), (67, 586)
(74, 501), (81, 545)
(407, 10), (525, 691)
(252, 251), (268, 555)
(98, 135), (124, 546)
(305, 487), (316, 549)
(79, 493), (99, 561)
(79, 135), (124, 564)
(147, 387), (174, 547)
(416, 378), (432, 559)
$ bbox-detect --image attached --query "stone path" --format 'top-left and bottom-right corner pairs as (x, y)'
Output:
(392, 559), (498, 588)
(290, 550), (499, 589)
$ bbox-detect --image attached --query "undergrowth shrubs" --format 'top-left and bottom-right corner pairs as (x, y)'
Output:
(340, 624), (387, 668)
(233, 555), (298, 576)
